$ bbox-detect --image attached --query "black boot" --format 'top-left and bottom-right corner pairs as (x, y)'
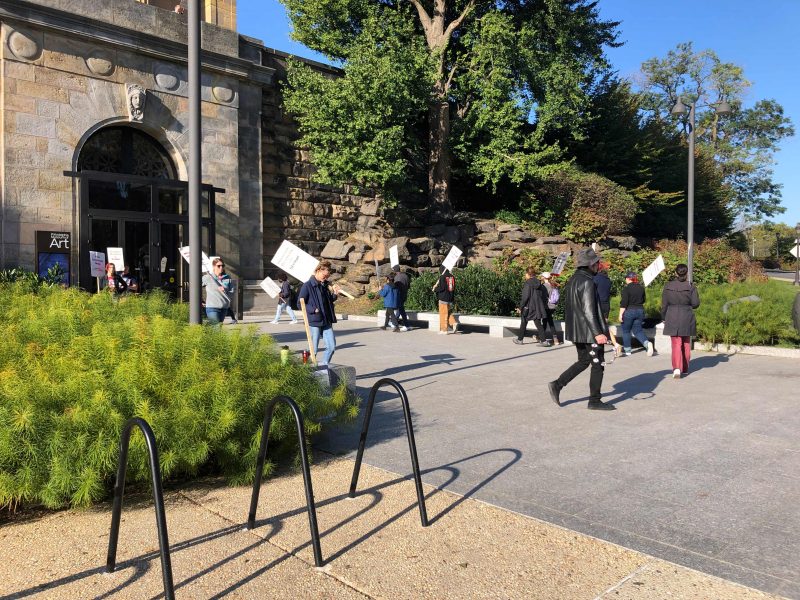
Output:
(548, 381), (561, 406)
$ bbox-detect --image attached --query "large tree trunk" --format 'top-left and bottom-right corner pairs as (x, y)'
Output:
(428, 99), (452, 216)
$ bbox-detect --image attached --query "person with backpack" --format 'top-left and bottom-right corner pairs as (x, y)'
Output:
(392, 265), (410, 331)
(378, 273), (400, 332)
(514, 266), (549, 346)
(661, 263), (701, 379)
(541, 272), (561, 345)
(270, 272), (298, 324)
(432, 266), (459, 334)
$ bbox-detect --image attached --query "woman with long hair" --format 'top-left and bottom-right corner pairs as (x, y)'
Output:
(661, 264), (701, 379)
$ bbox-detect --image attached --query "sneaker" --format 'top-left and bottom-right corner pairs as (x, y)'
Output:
(400, 326), (409, 332)
(438, 330), (448, 335)
(539, 341), (552, 347)
(646, 342), (654, 357)
(513, 338), (524, 345)
(673, 369), (681, 379)
(623, 351), (632, 357)
(269, 320), (279, 324)
(290, 320), (299, 324)
(587, 400), (616, 411)
(451, 322), (459, 333)
(229, 318), (238, 325)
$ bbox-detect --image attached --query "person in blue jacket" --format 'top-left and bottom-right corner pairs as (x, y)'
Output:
(378, 273), (400, 331)
(298, 260), (340, 366)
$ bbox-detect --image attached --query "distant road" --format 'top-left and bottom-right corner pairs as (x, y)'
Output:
(765, 269), (797, 282)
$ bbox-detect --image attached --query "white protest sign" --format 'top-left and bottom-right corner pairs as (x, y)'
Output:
(389, 245), (399, 268)
(789, 245), (800, 259)
(441, 246), (463, 272)
(552, 251), (569, 275)
(179, 246), (214, 273)
(259, 276), (282, 298)
(89, 251), (106, 277)
(642, 254), (666, 287)
(270, 240), (319, 282)
(107, 247), (124, 271)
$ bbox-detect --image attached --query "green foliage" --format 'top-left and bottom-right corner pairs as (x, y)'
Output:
(406, 271), (439, 313)
(493, 209), (523, 225)
(694, 280), (800, 347)
(0, 285), (358, 511)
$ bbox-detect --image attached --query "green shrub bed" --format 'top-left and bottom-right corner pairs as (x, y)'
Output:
(0, 283), (358, 511)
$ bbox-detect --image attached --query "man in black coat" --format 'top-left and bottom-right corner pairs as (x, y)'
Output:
(514, 266), (549, 346)
(392, 265), (410, 331)
(548, 248), (615, 410)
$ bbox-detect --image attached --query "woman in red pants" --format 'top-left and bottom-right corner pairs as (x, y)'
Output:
(661, 264), (701, 379)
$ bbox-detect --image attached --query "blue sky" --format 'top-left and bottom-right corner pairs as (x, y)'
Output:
(238, 0), (800, 228)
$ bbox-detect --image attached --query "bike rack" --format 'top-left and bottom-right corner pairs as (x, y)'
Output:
(349, 378), (429, 527)
(246, 395), (324, 567)
(106, 417), (175, 600)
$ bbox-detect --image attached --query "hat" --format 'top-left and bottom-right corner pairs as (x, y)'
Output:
(392, 265), (400, 272)
(541, 272), (552, 279)
(626, 271), (638, 280)
(575, 248), (601, 268)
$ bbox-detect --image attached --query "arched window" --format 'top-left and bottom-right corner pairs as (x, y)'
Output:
(78, 126), (176, 179)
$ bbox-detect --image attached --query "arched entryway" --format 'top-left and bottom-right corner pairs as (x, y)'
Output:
(68, 126), (222, 296)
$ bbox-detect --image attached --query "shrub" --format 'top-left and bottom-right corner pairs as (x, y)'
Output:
(694, 280), (800, 347)
(406, 270), (439, 312)
(0, 284), (358, 511)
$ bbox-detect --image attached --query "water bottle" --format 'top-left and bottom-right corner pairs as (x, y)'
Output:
(280, 346), (290, 366)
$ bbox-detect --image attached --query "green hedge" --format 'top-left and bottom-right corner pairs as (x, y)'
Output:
(0, 283), (358, 511)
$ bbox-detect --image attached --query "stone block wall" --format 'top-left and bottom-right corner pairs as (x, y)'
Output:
(260, 49), (378, 269)
(0, 9), (247, 277)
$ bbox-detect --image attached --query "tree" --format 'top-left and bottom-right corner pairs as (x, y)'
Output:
(280, 0), (619, 214)
(636, 42), (795, 220)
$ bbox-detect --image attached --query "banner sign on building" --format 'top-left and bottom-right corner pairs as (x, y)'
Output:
(36, 231), (70, 284)
(271, 240), (319, 282)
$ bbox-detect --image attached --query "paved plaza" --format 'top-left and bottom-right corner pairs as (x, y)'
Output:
(265, 315), (800, 598)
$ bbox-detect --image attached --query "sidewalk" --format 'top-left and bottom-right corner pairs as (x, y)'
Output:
(0, 457), (782, 599)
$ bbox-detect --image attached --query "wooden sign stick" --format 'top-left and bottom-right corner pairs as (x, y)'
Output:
(299, 298), (317, 365)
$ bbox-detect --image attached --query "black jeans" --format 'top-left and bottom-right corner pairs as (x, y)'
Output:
(396, 300), (409, 328)
(384, 308), (398, 328)
(556, 342), (605, 402)
(517, 315), (543, 341)
(543, 309), (557, 341)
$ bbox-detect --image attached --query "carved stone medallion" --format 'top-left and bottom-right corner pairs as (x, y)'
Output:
(86, 50), (115, 76)
(126, 84), (146, 122)
(7, 28), (42, 61)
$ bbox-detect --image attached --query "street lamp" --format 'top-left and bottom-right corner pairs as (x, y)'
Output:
(794, 223), (800, 286)
(671, 98), (731, 282)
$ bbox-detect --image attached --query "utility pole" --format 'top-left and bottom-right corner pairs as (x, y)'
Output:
(188, 0), (202, 324)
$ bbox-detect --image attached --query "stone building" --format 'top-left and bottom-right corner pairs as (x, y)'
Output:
(0, 0), (375, 292)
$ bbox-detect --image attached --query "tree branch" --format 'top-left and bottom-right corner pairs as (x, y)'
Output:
(443, 0), (476, 42)
(406, 0), (433, 39)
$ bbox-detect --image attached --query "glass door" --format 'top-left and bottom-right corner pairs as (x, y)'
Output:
(157, 222), (185, 300)
(124, 220), (150, 292)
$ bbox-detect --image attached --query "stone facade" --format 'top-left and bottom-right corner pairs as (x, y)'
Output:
(0, 0), (270, 280)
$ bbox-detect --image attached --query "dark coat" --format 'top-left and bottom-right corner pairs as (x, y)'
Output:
(434, 272), (455, 304)
(393, 271), (410, 302)
(520, 278), (548, 320)
(100, 273), (128, 295)
(298, 276), (338, 327)
(593, 272), (612, 303)
(660, 280), (700, 336)
(563, 267), (607, 343)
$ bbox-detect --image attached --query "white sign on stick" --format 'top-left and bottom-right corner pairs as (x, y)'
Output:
(259, 276), (282, 299)
(107, 247), (124, 271)
(789, 245), (800, 259)
(552, 252), (569, 275)
(642, 254), (666, 287)
(271, 240), (319, 282)
(89, 251), (106, 277)
(179, 246), (214, 273)
(441, 246), (463, 272)
(389, 245), (399, 268)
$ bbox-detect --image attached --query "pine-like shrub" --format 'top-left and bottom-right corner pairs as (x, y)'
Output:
(0, 284), (358, 511)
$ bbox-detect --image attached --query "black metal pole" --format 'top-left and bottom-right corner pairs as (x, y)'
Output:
(349, 378), (428, 527)
(188, 0), (202, 324)
(687, 102), (696, 283)
(106, 418), (175, 600)
(246, 396), (324, 567)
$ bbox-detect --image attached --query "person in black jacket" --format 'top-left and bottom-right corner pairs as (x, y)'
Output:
(298, 261), (340, 366)
(619, 271), (654, 357)
(270, 272), (298, 324)
(432, 266), (459, 334)
(593, 262), (612, 321)
(392, 265), (410, 331)
(99, 263), (128, 296)
(661, 264), (701, 379)
(514, 267), (550, 346)
(548, 248), (615, 410)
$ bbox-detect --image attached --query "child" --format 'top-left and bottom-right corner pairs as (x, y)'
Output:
(379, 273), (400, 332)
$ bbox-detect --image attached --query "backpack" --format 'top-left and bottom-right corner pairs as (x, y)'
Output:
(548, 287), (560, 305)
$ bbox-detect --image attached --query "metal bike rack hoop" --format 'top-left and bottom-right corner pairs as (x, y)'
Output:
(246, 395), (324, 567)
(349, 378), (429, 527)
(106, 417), (175, 600)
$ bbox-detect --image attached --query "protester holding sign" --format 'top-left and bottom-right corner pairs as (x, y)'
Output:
(99, 263), (128, 296)
(392, 265), (410, 331)
(298, 260), (340, 366)
(202, 258), (234, 325)
(661, 264), (701, 379)
(271, 272), (299, 325)
(619, 272), (654, 357)
(548, 248), (614, 410)
(432, 266), (459, 334)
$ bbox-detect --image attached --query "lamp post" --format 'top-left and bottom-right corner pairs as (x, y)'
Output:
(188, 0), (202, 324)
(794, 223), (800, 286)
(671, 98), (731, 282)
